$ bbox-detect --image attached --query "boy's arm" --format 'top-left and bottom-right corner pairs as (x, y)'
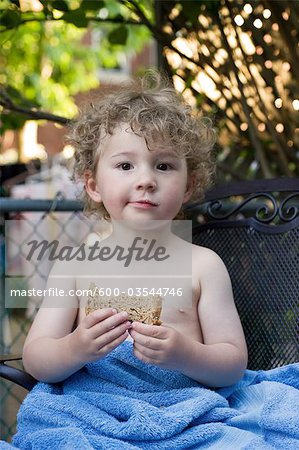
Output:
(23, 261), (82, 382)
(130, 247), (248, 387)
(23, 262), (130, 383)
(22, 306), (83, 382)
(176, 247), (248, 386)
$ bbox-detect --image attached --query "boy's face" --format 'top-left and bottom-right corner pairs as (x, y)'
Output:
(85, 123), (193, 223)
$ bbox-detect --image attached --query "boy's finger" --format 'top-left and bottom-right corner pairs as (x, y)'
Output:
(89, 311), (129, 337)
(85, 308), (117, 328)
(130, 321), (167, 339)
(96, 322), (130, 348)
(130, 329), (162, 350)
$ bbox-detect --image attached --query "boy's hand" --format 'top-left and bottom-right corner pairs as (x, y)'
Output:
(69, 308), (131, 364)
(129, 322), (188, 371)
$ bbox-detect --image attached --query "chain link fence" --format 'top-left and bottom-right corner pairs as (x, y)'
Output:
(0, 198), (107, 441)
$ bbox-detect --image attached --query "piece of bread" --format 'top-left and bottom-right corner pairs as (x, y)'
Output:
(85, 283), (163, 325)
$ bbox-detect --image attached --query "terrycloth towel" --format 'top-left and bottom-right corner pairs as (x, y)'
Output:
(2, 341), (299, 449)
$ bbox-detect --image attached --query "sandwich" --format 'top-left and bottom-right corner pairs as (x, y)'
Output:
(85, 283), (163, 325)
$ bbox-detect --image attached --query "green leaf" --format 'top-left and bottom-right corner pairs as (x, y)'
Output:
(80, 0), (104, 11)
(181, 1), (203, 23)
(108, 25), (128, 45)
(0, 113), (27, 133)
(62, 9), (88, 28)
(0, 10), (21, 28)
(51, 1), (69, 12)
(38, 0), (49, 9)
(7, 0), (20, 8)
(181, 0), (220, 24)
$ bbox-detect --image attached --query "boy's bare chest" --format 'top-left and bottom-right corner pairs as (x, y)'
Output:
(159, 302), (203, 342)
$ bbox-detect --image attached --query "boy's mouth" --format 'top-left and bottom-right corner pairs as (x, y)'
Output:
(128, 200), (159, 208)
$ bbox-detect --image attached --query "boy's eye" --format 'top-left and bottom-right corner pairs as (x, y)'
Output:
(157, 163), (171, 171)
(117, 162), (132, 170)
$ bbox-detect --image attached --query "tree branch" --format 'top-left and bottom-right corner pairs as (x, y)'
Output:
(0, 93), (70, 125)
(121, 0), (174, 44)
(0, 15), (144, 34)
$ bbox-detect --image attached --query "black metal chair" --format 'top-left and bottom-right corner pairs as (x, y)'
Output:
(187, 178), (299, 370)
(0, 354), (37, 390)
(1, 178), (298, 391)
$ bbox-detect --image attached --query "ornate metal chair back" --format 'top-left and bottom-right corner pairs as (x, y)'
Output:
(188, 179), (299, 370)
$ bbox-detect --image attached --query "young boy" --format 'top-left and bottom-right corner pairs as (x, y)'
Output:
(22, 73), (247, 389)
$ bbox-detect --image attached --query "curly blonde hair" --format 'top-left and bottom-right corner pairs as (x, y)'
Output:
(68, 72), (216, 219)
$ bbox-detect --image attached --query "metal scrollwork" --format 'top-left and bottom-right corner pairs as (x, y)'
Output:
(206, 193), (278, 223)
(187, 185), (299, 226)
(279, 193), (299, 222)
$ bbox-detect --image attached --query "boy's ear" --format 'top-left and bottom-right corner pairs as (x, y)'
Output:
(183, 173), (196, 203)
(84, 171), (102, 203)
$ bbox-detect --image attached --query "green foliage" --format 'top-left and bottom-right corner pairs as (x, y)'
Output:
(2, 0), (297, 179)
(181, 1), (205, 25)
(62, 10), (89, 27)
(80, 1), (105, 11)
(108, 25), (128, 45)
(51, 1), (70, 12)
(0, 0), (152, 132)
(0, 20), (99, 120)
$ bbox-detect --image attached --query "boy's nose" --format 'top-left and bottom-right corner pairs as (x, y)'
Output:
(135, 170), (157, 191)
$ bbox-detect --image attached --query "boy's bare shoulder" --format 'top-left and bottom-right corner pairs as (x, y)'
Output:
(191, 243), (227, 275)
(192, 243), (223, 262)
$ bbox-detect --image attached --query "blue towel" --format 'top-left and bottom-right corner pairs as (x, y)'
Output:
(2, 341), (299, 449)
